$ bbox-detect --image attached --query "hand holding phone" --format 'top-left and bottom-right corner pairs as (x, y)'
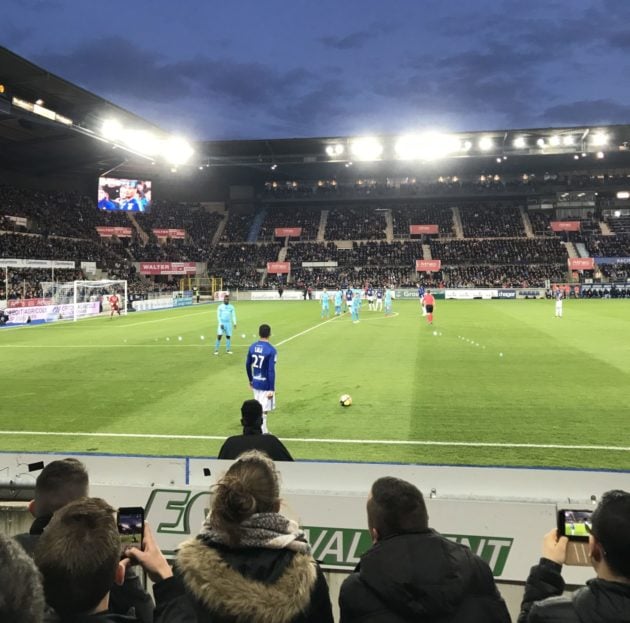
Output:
(117, 507), (145, 558)
(557, 509), (593, 566)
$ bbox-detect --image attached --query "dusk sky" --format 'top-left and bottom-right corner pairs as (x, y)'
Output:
(4, 0), (630, 141)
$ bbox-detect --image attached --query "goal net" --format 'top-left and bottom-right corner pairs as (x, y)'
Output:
(40, 279), (127, 321)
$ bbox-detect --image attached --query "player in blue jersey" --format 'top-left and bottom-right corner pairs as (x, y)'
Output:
(215, 294), (237, 355)
(344, 286), (354, 313)
(417, 283), (426, 316)
(375, 286), (384, 312)
(366, 285), (374, 311)
(351, 289), (362, 323)
(245, 324), (277, 433)
(321, 288), (330, 319)
(384, 286), (393, 315)
(334, 288), (343, 316)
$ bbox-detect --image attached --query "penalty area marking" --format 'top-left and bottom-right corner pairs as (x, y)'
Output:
(1, 430), (630, 453)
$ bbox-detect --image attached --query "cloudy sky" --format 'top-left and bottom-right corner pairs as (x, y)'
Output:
(4, 0), (630, 141)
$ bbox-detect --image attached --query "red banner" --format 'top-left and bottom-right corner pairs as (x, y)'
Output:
(7, 297), (52, 308)
(153, 228), (186, 239)
(410, 224), (439, 235)
(550, 221), (581, 232)
(267, 262), (291, 274)
(96, 226), (133, 238)
(140, 262), (196, 275)
(416, 259), (442, 272)
(568, 258), (594, 270)
(274, 228), (302, 237)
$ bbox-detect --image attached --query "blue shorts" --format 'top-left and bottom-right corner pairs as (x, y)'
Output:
(217, 323), (233, 336)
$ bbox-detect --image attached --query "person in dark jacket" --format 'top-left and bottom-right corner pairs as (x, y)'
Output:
(217, 399), (293, 461)
(339, 476), (511, 623)
(518, 489), (630, 623)
(13, 458), (154, 622)
(133, 449), (333, 623)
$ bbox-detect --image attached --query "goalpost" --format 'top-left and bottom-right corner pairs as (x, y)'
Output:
(41, 280), (128, 321)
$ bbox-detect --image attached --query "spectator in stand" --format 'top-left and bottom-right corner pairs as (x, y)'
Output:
(0, 533), (46, 623)
(147, 450), (334, 622)
(14, 458), (153, 622)
(218, 399), (293, 461)
(339, 476), (511, 623)
(518, 489), (630, 623)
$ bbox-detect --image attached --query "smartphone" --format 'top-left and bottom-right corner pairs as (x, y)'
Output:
(117, 507), (144, 556)
(557, 509), (593, 566)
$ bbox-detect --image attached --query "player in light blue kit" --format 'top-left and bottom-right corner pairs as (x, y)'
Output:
(246, 324), (277, 433)
(215, 293), (237, 355)
(351, 289), (362, 323)
(321, 288), (330, 318)
(384, 286), (393, 315)
(334, 288), (343, 316)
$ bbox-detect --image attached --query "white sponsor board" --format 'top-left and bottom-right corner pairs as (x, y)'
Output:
(1, 451), (623, 584)
(251, 290), (303, 301)
(132, 297), (175, 312)
(5, 301), (99, 323)
(446, 288), (498, 300)
(0, 258), (76, 269)
(81, 261), (97, 274)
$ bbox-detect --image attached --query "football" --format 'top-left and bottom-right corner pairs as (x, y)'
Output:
(339, 394), (352, 407)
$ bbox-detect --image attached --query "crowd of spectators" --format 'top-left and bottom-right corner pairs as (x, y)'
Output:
(460, 203), (526, 238)
(391, 203), (456, 238)
(586, 235), (630, 257)
(325, 206), (387, 240)
(605, 214), (630, 235)
(441, 264), (566, 288)
(285, 242), (338, 263)
(258, 206), (321, 241)
(220, 212), (254, 242)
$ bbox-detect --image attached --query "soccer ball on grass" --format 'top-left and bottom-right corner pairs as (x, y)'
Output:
(339, 394), (353, 407)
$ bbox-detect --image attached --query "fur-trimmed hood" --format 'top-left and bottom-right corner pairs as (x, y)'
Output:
(176, 538), (319, 623)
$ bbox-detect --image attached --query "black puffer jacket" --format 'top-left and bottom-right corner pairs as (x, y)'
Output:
(154, 537), (333, 623)
(518, 557), (630, 622)
(339, 530), (511, 623)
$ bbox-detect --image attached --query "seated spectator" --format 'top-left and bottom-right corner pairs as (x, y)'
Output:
(35, 497), (173, 621)
(149, 450), (333, 622)
(339, 476), (511, 622)
(518, 489), (630, 622)
(14, 459), (153, 622)
(218, 400), (294, 461)
(0, 533), (45, 623)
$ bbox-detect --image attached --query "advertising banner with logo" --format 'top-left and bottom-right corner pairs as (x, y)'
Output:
(550, 221), (581, 232)
(140, 262), (196, 275)
(152, 229), (186, 239)
(446, 289), (498, 300)
(410, 224), (439, 235)
(5, 302), (99, 323)
(267, 262), (291, 274)
(7, 298), (52, 308)
(0, 259), (75, 269)
(5, 215), (28, 227)
(497, 290), (517, 299)
(274, 228), (302, 237)
(416, 259), (442, 272)
(302, 261), (338, 268)
(81, 261), (97, 274)
(250, 290), (303, 301)
(568, 257), (594, 270)
(96, 227), (133, 238)
(594, 256), (630, 265)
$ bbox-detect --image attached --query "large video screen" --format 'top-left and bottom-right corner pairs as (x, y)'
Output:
(98, 177), (152, 212)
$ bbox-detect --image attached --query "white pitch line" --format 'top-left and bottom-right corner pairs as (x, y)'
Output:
(276, 314), (343, 346)
(1, 430), (629, 452)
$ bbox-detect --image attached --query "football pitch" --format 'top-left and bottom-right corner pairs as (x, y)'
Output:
(1, 299), (629, 470)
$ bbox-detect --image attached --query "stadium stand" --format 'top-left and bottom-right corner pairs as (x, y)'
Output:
(325, 205), (387, 240)
(258, 206), (321, 241)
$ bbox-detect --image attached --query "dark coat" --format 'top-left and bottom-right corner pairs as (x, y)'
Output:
(518, 557), (630, 622)
(339, 530), (511, 623)
(154, 538), (333, 623)
(217, 432), (293, 461)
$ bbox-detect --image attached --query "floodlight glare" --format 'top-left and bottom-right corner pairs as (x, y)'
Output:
(478, 137), (493, 151)
(596, 151), (605, 159)
(563, 135), (575, 146)
(614, 209), (622, 216)
(163, 137), (194, 166)
(616, 192), (629, 200)
(592, 132), (609, 146)
(395, 133), (459, 160)
(536, 138), (546, 148)
(513, 136), (527, 148)
(325, 143), (344, 157)
(462, 140), (473, 152)
(549, 135), (561, 147)
(101, 119), (123, 141)
(124, 130), (159, 156)
(350, 137), (383, 161)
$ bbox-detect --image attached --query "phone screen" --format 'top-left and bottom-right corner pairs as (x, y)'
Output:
(117, 507), (144, 554)
(557, 509), (593, 541)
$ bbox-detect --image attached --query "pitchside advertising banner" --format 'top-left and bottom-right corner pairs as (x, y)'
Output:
(568, 257), (595, 270)
(0, 259), (75, 269)
(5, 301), (99, 323)
(5, 453), (624, 584)
(410, 224), (439, 235)
(275, 227), (302, 237)
(95, 227), (133, 238)
(416, 259), (442, 271)
(140, 262), (196, 275)
(550, 221), (581, 232)
(152, 229), (186, 239)
(7, 298), (52, 308)
(594, 256), (630, 264)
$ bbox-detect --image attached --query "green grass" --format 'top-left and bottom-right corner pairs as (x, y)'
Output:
(1, 299), (629, 469)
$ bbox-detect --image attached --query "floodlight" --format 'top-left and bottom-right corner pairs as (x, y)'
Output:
(101, 119), (123, 141)
(592, 132), (609, 146)
(536, 138), (546, 148)
(395, 133), (459, 160)
(563, 135), (575, 146)
(596, 151), (605, 159)
(616, 192), (629, 200)
(350, 137), (383, 161)
(496, 157), (502, 163)
(163, 137), (194, 166)
(549, 135), (561, 147)
(462, 140), (473, 152)
(478, 137), (493, 151)
(615, 210), (622, 216)
(325, 143), (344, 157)
(574, 155), (580, 160)
(513, 136), (527, 148)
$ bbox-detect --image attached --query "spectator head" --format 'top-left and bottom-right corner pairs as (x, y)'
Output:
(259, 324), (271, 339)
(31, 458), (89, 518)
(367, 477), (429, 542)
(240, 399), (263, 433)
(0, 534), (45, 623)
(211, 450), (280, 546)
(35, 497), (124, 616)
(589, 489), (630, 579)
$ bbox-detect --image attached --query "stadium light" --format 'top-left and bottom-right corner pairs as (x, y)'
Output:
(616, 192), (629, 200)
(350, 137), (383, 161)
(461, 140), (473, 152)
(163, 137), (194, 166)
(325, 143), (344, 157)
(478, 136), (493, 151)
(101, 119), (123, 141)
(549, 135), (561, 147)
(513, 136), (527, 148)
(592, 132), (609, 146)
(395, 133), (460, 160)
(563, 135), (575, 146)
(124, 130), (160, 156)
(596, 151), (605, 159)
(536, 138), (546, 148)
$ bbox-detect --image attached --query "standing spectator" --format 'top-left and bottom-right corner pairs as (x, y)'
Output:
(150, 450), (334, 622)
(339, 477), (511, 623)
(518, 489), (630, 622)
